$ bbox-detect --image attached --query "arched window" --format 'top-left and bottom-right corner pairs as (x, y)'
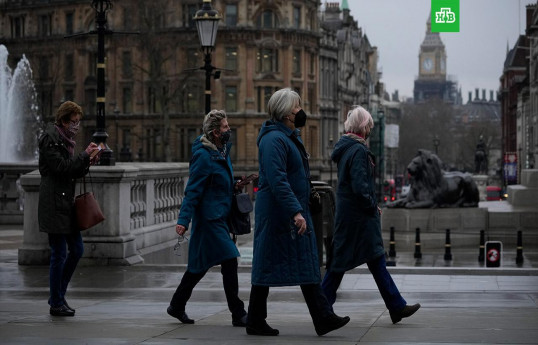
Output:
(256, 10), (278, 29)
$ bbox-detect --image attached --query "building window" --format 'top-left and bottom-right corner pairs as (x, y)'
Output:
(187, 49), (200, 68)
(65, 12), (74, 35)
(185, 88), (199, 113)
(122, 51), (133, 78)
(225, 47), (238, 70)
(64, 89), (74, 101)
(39, 56), (49, 80)
(89, 53), (96, 77)
(225, 86), (237, 112)
(64, 54), (74, 81)
(257, 48), (279, 73)
(225, 4), (237, 27)
(292, 49), (301, 75)
(257, 86), (277, 113)
(85, 88), (96, 116)
(11, 16), (26, 38)
(41, 89), (53, 119)
(293, 6), (301, 29)
(310, 53), (315, 75)
(257, 10), (278, 29)
(39, 14), (52, 37)
(123, 87), (132, 114)
(184, 4), (197, 28)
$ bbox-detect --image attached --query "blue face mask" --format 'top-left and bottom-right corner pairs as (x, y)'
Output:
(221, 130), (231, 144)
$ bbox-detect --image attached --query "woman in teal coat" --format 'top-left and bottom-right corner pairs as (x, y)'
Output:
(167, 110), (247, 327)
(246, 88), (350, 337)
(321, 106), (420, 324)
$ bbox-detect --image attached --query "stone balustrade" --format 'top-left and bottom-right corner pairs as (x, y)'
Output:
(18, 163), (189, 265)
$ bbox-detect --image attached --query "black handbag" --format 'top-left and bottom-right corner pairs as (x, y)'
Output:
(229, 192), (253, 235)
(309, 181), (322, 214)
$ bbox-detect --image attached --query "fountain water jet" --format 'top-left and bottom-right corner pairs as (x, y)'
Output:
(0, 44), (40, 163)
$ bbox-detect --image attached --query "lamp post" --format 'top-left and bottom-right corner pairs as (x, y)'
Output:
(194, 0), (221, 114)
(91, 0), (114, 165)
(433, 135), (440, 155)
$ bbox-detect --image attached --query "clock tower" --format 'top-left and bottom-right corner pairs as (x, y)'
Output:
(414, 15), (456, 103)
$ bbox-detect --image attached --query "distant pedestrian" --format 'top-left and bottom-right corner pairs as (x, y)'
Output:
(246, 88), (350, 336)
(38, 101), (100, 316)
(167, 109), (247, 327)
(322, 106), (420, 324)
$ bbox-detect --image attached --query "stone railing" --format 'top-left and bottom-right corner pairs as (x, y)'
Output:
(0, 162), (38, 224)
(18, 163), (189, 265)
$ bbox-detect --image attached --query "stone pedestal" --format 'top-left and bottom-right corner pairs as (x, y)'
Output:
(472, 175), (488, 201)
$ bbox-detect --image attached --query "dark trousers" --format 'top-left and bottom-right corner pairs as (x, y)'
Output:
(170, 257), (246, 319)
(48, 232), (84, 307)
(247, 283), (333, 327)
(321, 254), (406, 312)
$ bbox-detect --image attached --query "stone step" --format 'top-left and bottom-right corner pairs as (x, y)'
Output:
(507, 184), (538, 207)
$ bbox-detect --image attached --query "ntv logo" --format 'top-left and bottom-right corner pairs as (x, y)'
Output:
(435, 8), (456, 24)
(431, 0), (459, 32)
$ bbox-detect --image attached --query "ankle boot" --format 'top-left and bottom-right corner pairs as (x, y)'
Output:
(389, 303), (421, 324)
(314, 313), (350, 336)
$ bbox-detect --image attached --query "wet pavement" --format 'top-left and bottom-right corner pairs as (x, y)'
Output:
(1, 225), (538, 344)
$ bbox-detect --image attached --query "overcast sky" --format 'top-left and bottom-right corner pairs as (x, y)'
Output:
(344, 0), (532, 101)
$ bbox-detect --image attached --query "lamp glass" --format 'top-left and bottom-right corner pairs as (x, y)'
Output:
(196, 19), (219, 47)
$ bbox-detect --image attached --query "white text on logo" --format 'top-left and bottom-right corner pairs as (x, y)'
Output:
(435, 8), (456, 23)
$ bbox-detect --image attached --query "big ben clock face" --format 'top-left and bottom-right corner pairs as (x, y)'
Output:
(423, 57), (433, 71)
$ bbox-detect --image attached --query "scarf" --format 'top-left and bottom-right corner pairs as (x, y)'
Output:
(55, 124), (76, 157)
(344, 132), (367, 146)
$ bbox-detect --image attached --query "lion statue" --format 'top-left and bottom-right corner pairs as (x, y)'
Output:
(387, 149), (479, 208)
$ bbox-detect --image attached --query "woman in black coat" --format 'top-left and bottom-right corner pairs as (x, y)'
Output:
(38, 101), (99, 316)
(321, 106), (420, 324)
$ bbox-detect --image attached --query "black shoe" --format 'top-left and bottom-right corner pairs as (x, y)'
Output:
(315, 314), (350, 336)
(167, 306), (194, 324)
(50, 304), (75, 317)
(246, 321), (279, 336)
(232, 314), (248, 327)
(63, 299), (75, 312)
(390, 303), (421, 324)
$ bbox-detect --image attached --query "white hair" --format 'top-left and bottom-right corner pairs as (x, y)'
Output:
(267, 88), (301, 121)
(202, 109), (227, 142)
(344, 106), (373, 135)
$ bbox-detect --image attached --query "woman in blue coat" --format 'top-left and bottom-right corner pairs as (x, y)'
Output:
(167, 110), (247, 327)
(246, 88), (350, 336)
(321, 106), (420, 324)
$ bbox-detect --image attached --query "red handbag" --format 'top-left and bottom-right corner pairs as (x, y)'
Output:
(75, 175), (105, 230)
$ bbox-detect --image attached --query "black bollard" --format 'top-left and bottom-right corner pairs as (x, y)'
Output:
(389, 227), (397, 257)
(414, 227), (422, 259)
(478, 230), (485, 262)
(516, 230), (524, 265)
(444, 228), (452, 261)
(386, 227), (396, 266)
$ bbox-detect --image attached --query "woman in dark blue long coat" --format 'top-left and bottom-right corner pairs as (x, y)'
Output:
(321, 106), (420, 324)
(246, 88), (350, 337)
(167, 110), (247, 327)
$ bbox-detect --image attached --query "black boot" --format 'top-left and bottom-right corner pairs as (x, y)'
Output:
(389, 303), (421, 324)
(246, 321), (279, 336)
(167, 306), (194, 324)
(314, 313), (350, 336)
(50, 304), (75, 317)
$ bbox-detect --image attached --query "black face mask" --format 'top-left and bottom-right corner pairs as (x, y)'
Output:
(220, 130), (231, 144)
(291, 109), (307, 128)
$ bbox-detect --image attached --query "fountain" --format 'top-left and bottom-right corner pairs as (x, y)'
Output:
(0, 44), (40, 224)
(0, 44), (40, 163)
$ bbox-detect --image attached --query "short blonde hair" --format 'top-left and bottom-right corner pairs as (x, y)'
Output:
(55, 101), (83, 125)
(344, 106), (373, 135)
(267, 88), (301, 122)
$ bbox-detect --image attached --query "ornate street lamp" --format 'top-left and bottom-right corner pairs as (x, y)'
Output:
(91, 0), (114, 165)
(194, 0), (221, 114)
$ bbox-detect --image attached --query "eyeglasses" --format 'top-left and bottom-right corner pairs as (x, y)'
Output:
(69, 120), (80, 126)
(173, 235), (189, 256)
